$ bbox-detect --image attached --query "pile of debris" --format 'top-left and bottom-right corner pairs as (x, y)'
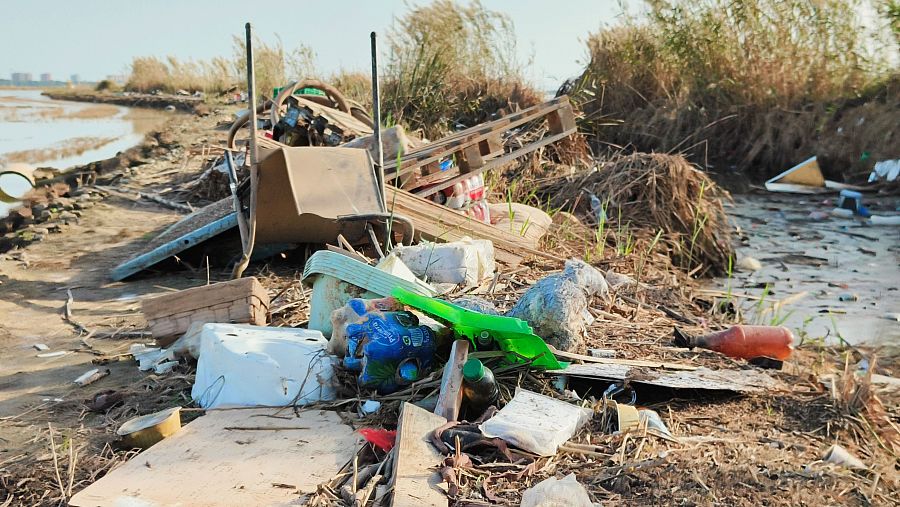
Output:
(5, 67), (897, 506)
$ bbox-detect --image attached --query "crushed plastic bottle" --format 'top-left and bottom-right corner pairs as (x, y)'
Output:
(343, 310), (435, 394)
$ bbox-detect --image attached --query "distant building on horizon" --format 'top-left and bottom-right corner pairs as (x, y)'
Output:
(106, 74), (126, 85)
(70, 74), (80, 84)
(11, 72), (33, 84)
(40, 73), (52, 83)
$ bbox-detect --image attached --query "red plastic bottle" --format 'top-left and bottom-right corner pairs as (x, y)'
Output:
(689, 325), (793, 360)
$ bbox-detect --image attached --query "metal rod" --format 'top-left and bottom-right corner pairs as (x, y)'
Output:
(232, 21), (258, 279)
(370, 31), (385, 208)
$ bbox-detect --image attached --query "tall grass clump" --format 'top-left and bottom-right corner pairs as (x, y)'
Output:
(568, 0), (898, 180)
(126, 38), (317, 99)
(382, 0), (542, 138)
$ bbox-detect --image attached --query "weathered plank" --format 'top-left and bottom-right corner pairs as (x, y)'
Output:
(387, 188), (561, 266)
(70, 409), (359, 507)
(434, 339), (470, 422)
(391, 403), (448, 507)
(560, 363), (781, 393)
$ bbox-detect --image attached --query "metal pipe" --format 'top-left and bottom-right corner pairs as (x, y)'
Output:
(370, 32), (385, 209)
(232, 22), (259, 279)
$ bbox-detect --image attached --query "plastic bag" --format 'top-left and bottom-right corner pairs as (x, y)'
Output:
(506, 259), (608, 352)
(388, 238), (495, 285)
(479, 388), (592, 456)
(520, 474), (592, 507)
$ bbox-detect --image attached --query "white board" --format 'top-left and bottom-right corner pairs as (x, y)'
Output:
(70, 408), (359, 507)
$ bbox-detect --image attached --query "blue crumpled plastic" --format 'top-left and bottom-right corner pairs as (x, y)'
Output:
(343, 301), (435, 393)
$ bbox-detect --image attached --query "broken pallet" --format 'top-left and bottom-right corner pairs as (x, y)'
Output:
(384, 96), (577, 196)
(386, 187), (560, 266)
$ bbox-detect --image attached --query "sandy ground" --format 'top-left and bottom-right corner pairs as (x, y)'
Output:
(0, 109), (228, 455)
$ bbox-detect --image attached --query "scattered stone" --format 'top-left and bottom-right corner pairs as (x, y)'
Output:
(738, 256), (762, 272)
(59, 211), (79, 223)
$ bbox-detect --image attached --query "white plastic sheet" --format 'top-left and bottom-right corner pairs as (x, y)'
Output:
(388, 238), (495, 286)
(520, 473), (592, 507)
(191, 324), (337, 409)
(480, 388), (592, 456)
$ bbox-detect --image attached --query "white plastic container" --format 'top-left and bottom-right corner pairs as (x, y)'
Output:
(389, 238), (495, 286)
(191, 323), (337, 409)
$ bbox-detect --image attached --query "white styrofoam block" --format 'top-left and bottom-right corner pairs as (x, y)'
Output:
(191, 323), (338, 409)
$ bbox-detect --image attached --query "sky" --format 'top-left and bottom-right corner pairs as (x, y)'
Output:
(1, 0), (630, 91)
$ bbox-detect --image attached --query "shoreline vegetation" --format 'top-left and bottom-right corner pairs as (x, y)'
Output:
(112, 0), (897, 180)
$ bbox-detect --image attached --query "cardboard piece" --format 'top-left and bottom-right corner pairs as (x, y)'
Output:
(254, 146), (384, 244)
(70, 409), (359, 507)
(561, 363), (781, 393)
(767, 156), (826, 188)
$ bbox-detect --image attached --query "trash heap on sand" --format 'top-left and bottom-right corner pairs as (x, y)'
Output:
(39, 74), (895, 507)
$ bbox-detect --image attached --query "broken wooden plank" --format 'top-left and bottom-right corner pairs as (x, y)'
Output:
(70, 409), (359, 507)
(560, 363), (781, 393)
(391, 403), (448, 507)
(415, 128), (575, 198)
(434, 339), (470, 422)
(142, 277), (269, 347)
(387, 187), (561, 266)
(548, 345), (698, 371)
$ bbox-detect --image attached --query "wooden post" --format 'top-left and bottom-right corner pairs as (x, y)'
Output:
(457, 144), (484, 174)
(547, 102), (576, 135)
(434, 339), (469, 421)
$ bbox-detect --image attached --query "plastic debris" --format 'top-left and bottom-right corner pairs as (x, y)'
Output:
(329, 297), (401, 356)
(737, 256), (762, 272)
(520, 473), (592, 507)
(506, 259), (608, 352)
(74, 368), (110, 387)
(37, 351), (68, 358)
(674, 325), (793, 361)
(640, 409), (672, 438)
(451, 296), (500, 315)
(358, 428), (396, 452)
(868, 159), (899, 183)
(343, 307), (436, 393)
(191, 324), (337, 409)
(480, 388), (592, 456)
(387, 238), (495, 286)
(822, 444), (867, 470)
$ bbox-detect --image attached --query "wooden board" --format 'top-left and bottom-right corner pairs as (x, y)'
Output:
(387, 187), (561, 266)
(70, 409), (359, 507)
(434, 340), (469, 422)
(141, 277), (267, 317)
(560, 363), (781, 393)
(548, 345), (698, 371)
(391, 403), (448, 507)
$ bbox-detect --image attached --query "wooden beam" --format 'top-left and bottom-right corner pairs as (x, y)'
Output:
(434, 339), (470, 422)
(386, 188), (562, 266)
(415, 128), (576, 198)
(391, 403), (448, 507)
(547, 345), (698, 371)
